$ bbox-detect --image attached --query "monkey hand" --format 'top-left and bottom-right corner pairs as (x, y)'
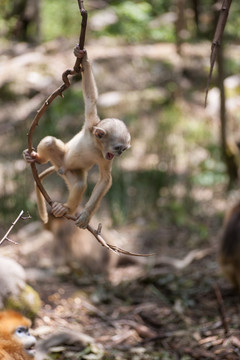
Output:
(74, 45), (87, 60)
(51, 201), (68, 218)
(75, 209), (90, 229)
(23, 149), (39, 163)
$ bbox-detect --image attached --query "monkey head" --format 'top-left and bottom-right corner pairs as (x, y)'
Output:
(13, 325), (36, 357)
(0, 310), (36, 357)
(93, 118), (131, 160)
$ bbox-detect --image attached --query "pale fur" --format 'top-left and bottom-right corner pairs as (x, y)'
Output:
(23, 47), (131, 228)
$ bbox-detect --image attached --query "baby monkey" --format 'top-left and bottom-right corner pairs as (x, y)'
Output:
(23, 46), (131, 228)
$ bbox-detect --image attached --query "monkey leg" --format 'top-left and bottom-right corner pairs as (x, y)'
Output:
(37, 136), (66, 168)
(64, 170), (87, 215)
(50, 170), (87, 219)
(76, 171), (112, 228)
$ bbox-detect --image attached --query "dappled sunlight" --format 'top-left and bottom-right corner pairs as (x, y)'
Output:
(1, 0), (240, 358)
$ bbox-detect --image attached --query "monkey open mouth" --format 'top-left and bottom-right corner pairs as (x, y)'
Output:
(106, 152), (114, 160)
(25, 345), (36, 357)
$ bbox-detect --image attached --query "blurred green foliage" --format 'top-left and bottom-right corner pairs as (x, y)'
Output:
(41, 0), (174, 43)
(0, 0), (239, 43)
(107, 168), (176, 225)
(41, 0), (80, 42)
(94, 1), (175, 43)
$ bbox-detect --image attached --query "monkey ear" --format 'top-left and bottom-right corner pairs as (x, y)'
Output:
(93, 127), (106, 139)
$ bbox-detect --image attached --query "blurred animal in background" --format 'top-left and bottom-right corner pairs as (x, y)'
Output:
(0, 310), (36, 360)
(218, 201), (240, 289)
(0, 256), (41, 316)
(23, 46), (131, 229)
(0, 310), (94, 360)
(0, 256), (26, 308)
(35, 330), (94, 360)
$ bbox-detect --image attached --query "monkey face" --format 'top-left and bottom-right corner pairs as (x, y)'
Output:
(13, 326), (36, 357)
(93, 118), (131, 160)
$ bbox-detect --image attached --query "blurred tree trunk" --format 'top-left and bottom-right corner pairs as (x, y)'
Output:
(192, 0), (199, 34)
(217, 43), (238, 186)
(175, 0), (185, 55)
(8, 0), (41, 43)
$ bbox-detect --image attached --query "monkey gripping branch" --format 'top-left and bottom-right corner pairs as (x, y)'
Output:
(25, 0), (153, 258)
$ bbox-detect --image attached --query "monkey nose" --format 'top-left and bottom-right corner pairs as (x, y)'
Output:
(114, 145), (124, 154)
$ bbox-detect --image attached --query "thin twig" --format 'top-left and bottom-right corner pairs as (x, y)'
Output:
(213, 282), (229, 336)
(65, 214), (154, 257)
(0, 210), (31, 246)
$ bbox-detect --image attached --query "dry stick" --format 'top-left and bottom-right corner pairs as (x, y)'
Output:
(0, 210), (31, 245)
(213, 283), (229, 336)
(205, 0), (232, 106)
(26, 2), (153, 258)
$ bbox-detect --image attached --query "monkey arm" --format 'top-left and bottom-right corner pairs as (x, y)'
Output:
(82, 57), (100, 128)
(76, 166), (112, 229)
(74, 45), (99, 128)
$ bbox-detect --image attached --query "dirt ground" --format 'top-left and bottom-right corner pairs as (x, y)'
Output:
(0, 213), (239, 360)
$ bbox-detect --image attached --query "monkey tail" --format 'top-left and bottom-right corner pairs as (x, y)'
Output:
(35, 331), (94, 360)
(35, 166), (56, 224)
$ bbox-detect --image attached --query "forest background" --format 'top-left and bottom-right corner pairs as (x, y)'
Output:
(1, 0), (240, 359)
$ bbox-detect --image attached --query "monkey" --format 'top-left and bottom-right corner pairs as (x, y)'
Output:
(0, 310), (94, 360)
(218, 201), (240, 289)
(0, 310), (36, 360)
(23, 45), (131, 228)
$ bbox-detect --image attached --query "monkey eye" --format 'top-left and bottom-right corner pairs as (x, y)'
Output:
(15, 326), (28, 336)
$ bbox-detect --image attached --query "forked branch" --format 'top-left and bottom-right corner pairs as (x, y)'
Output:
(0, 210), (31, 246)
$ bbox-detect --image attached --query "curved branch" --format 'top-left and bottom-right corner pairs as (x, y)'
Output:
(28, 70), (75, 205)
